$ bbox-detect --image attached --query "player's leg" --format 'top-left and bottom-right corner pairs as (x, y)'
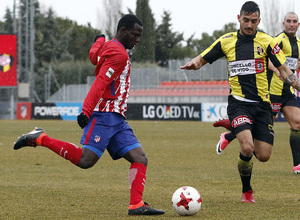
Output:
(107, 121), (164, 215)
(123, 148), (163, 215)
(214, 118), (236, 155)
(14, 114), (107, 168)
(235, 130), (256, 203)
(216, 131), (236, 155)
(281, 105), (300, 174)
(227, 98), (257, 203)
(14, 127), (85, 166)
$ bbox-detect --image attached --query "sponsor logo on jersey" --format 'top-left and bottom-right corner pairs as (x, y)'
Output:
(285, 57), (298, 70)
(105, 67), (115, 78)
(228, 58), (264, 76)
(232, 115), (253, 128)
(255, 59), (264, 72)
(271, 103), (282, 112)
(222, 34), (233, 39)
(271, 43), (281, 55)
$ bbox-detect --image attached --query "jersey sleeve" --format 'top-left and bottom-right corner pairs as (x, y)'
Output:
(89, 37), (106, 65)
(200, 36), (225, 64)
(267, 38), (286, 68)
(82, 50), (128, 118)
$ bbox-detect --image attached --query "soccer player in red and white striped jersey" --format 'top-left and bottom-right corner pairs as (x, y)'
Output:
(14, 14), (164, 216)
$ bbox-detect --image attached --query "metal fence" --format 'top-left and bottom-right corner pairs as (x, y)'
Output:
(46, 58), (229, 102)
(0, 59), (229, 118)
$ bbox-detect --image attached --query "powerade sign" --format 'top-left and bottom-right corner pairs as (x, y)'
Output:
(126, 104), (201, 120)
(32, 103), (82, 120)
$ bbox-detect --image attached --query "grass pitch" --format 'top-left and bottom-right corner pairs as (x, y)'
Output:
(0, 120), (299, 219)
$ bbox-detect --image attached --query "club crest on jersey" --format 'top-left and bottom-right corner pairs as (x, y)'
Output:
(232, 115), (253, 128)
(256, 46), (264, 55)
(271, 43), (281, 55)
(105, 67), (115, 78)
(94, 135), (101, 143)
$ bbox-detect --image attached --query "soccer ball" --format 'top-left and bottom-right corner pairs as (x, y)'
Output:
(172, 186), (202, 216)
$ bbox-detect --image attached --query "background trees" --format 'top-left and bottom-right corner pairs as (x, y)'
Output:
(0, 0), (255, 101)
(134, 0), (156, 63)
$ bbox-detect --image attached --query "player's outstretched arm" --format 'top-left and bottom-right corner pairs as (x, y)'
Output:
(278, 64), (300, 91)
(180, 55), (208, 70)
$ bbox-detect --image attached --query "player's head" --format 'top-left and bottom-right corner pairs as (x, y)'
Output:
(115, 14), (143, 50)
(238, 1), (261, 37)
(283, 12), (299, 37)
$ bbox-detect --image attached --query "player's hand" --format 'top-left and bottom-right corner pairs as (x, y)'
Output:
(181, 55), (204, 70)
(180, 61), (197, 70)
(77, 112), (89, 129)
(94, 34), (105, 42)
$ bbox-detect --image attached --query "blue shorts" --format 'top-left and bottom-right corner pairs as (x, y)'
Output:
(80, 112), (141, 160)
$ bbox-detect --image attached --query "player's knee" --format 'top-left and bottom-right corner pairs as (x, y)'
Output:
(140, 154), (148, 166)
(78, 147), (99, 169)
(290, 121), (300, 130)
(132, 153), (148, 166)
(255, 153), (270, 162)
(77, 159), (96, 169)
(240, 141), (254, 156)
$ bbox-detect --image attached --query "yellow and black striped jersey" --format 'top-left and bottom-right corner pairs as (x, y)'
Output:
(201, 31), (286, 103)
(269, 31), (300, 96)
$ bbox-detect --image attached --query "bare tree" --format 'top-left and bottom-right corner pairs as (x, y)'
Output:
(260, 0), (295, 36)
(96, 0), (123, 38)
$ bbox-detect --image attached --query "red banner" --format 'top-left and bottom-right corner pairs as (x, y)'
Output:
(0, 34), (17, 86)
(16, 102), (32, 120)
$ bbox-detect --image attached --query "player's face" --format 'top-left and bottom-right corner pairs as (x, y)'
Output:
(238, 11), (260, 37)
(283, 14), (300, 37)
(124, 23), (143, 50)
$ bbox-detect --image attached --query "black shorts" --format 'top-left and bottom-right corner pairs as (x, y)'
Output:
(270, 94), (299, 116)
(227, 96), (274, 145)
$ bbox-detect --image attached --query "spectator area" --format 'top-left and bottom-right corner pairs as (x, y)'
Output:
(130, 80), (230, 97)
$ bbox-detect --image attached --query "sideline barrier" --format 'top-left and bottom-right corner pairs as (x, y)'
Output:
(16, 102), (286, 122)
(16, 102), (82, 120)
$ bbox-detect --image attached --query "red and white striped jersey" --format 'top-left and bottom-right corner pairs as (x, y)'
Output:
(82, 37), (131, 118)
(295, 69), (300, 98)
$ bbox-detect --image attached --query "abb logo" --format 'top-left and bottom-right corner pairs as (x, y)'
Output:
(271, 103), (282, 112)
(271, 43), (281, 55)
(232, 115), (253, 128)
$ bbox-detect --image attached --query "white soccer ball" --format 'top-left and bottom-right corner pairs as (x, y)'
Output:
(172, 186), (202, 216)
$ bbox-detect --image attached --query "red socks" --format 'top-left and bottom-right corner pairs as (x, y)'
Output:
(41, 135), (82, 165)
(128, 163), (147, 207)
(40, 136), (147, 206)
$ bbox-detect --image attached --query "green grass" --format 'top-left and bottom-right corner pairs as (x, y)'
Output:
(0, 120), (299, 219)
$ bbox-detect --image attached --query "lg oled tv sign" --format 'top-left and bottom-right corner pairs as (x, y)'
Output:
(126, 104), (201, 120)
(0, 34), (17, 86)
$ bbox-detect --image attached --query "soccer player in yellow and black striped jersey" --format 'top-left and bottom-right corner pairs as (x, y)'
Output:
(214, 13), (300, 174)
(268, 12), (300, 174)
(181, 1), (300, 203)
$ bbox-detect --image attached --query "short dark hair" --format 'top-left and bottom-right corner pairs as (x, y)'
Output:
(117, 14), (143, 32)
(240, 1), (260, 17)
